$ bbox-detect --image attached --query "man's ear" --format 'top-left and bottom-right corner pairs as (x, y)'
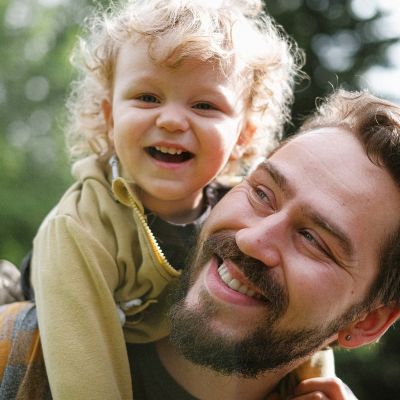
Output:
(338, 304), (400, 349)
(101, 99), (114, 141)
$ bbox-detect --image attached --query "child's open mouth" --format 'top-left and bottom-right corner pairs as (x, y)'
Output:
(146, 146), (193, 163)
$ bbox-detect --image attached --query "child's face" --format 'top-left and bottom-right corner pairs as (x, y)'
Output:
(103, 39), (249, 220)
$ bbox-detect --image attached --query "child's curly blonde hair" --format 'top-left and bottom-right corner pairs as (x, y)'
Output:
(65, 0), (304, 179)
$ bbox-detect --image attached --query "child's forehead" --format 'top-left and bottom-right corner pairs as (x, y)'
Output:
(116, 34), (245, 77)
(120, 52), (238, 93)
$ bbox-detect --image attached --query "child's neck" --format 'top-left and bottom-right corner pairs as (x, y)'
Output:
(140, 191), (205, 224)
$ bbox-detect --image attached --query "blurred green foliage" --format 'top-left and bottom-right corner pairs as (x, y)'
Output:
(1, 0), (398, 398)
(266, 0), (400, 133)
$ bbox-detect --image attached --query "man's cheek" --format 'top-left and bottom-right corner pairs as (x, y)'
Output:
(184, 271), (205, 308)
(203, 197), (248, 235)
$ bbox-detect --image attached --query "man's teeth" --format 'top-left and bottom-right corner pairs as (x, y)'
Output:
(155, 146), (183, 155)
(217, 264), (256, 298)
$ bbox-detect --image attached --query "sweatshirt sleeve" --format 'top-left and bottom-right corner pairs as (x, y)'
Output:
(31, 215), (133, 400)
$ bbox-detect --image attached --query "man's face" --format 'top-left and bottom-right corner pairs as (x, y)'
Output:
(169, 128), (400, 376)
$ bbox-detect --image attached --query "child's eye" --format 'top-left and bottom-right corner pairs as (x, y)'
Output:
(137, 94), (160, 103)
(193, 102), (216, 110)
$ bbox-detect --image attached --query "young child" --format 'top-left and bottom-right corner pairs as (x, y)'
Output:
(20, 1), (302, 398)
(3, 1), (343, 399)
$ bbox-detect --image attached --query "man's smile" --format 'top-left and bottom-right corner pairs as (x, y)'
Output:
(204, 257), (268, 307)
(217, 263), (256, 297)
(216, 260), (267, 301)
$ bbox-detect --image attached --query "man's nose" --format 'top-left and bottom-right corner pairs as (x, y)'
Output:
(156, 104), (189, 133)
(235, 213), (287, 269)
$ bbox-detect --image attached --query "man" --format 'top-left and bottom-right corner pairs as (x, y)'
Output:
(1, 89), (400, 399)
(126, 89), (400, 399)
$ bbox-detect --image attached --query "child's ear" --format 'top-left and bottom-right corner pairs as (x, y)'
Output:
(237, 120), (256, 146)
(101, 99), (114, 141)
(230, 120), (257, 161)
(338, 304), (400, 349)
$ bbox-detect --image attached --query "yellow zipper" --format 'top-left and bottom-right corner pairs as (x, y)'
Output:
(127, 195), (180, 278)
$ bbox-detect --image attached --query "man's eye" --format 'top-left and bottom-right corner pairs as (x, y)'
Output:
(137, 94), (159, 103)
(193, 102), (216, 110)
(300, 230), (318, 245)
(246, 180), (276, 214)
(299, 230), (330, 256)
(255, 187), (270, 202)
(250, 186), (275, 210)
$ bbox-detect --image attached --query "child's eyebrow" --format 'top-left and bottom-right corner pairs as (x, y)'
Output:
(124, 74), (163, 86)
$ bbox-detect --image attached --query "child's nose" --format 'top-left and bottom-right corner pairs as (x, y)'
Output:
(235, 213), (287, 269)
(156, 104), (189, 133)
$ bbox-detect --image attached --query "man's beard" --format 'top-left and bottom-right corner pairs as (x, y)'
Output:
(168, 231), (368, 378)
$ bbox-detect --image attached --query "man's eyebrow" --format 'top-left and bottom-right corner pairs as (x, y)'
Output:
(257, 160), (354, 261)
(257, 160), (294, 197)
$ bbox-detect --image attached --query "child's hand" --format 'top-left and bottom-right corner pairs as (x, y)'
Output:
(263, 378), (358, 400)
(290, 377), (358, 399)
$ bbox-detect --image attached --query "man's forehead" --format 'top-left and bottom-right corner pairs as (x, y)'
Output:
(261, 128), (394, 207)
(273, 126), (352, 153)
(268, 128), (370, 174)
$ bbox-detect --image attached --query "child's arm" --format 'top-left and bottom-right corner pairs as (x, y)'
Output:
(31, 215), (132, 400)
(293, 347), (336, 380)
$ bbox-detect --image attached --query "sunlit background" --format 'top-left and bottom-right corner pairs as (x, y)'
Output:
(275, 0), (400, 102)
(1, 0), (399, 188)
(352, 0), (400, 100)
(1, 1), (399, 398)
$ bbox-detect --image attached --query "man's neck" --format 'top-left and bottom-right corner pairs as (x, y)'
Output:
(156, 338), (292, 400)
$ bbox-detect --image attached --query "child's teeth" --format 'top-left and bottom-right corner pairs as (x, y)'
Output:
(155, 146), (183, 155)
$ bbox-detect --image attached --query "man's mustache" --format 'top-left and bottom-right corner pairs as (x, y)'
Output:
(200, 231), (288, 313)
